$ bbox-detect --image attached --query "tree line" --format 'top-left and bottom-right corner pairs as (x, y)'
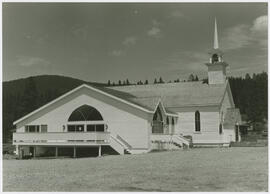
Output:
(107, 74), (200, 86)
(2, 72), (267, 143)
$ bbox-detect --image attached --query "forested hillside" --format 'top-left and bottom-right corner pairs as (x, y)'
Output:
(2, 72), (268, 143)
(229, 72), (268, 124)
(3, 75), (106, 143)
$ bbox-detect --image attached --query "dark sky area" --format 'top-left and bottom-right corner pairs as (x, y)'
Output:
(2, 3), (268, 83)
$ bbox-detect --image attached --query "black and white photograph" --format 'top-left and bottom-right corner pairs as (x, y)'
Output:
(2, 1), (268, 192)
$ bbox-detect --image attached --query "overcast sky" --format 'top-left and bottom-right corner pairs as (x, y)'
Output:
(2, 3), (268, 83)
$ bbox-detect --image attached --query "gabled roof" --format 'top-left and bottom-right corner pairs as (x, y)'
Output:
(14, 84), (176, 125)
(111, 81), (228, 108)
(95, 87), (177, 116)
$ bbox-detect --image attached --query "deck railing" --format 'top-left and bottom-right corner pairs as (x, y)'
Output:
(13, 132), (110, 144)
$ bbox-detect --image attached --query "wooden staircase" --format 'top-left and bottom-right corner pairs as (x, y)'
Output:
(172, 135), (191, 149)
(109, 134), (132, 155)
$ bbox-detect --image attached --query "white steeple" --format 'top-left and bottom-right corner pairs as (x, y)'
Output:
(205, 18), (229, 85)
(214, 17), (219, 49)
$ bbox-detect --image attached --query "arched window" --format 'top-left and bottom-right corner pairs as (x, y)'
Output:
(166, 117), (169, 125)
(219, 123), (223, 134)
(68, 105), (103, 121)
(195, 111), (201, 132)
(152, 106), (163, 134)
(153, 106), (163, 121)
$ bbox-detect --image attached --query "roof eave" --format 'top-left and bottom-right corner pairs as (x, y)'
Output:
(13, 84), (154, 125)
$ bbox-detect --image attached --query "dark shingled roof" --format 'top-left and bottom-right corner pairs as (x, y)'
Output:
(109, 81), (227, 108)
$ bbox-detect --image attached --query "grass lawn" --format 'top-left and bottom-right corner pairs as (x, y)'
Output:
(3, 147), (268, 192)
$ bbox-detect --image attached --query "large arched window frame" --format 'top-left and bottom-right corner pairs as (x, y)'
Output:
(68, 105), (103, 121)
(195, 111), (201, 132)
(67, 105), (106, 133)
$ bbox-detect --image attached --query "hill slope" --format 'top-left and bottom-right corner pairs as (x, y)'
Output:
(3, 75), (106, 143)
(3, 75), (106, 96)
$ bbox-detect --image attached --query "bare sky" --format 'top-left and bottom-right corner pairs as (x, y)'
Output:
(2, 3), (268, 83)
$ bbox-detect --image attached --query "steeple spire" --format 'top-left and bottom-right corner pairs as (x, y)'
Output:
(205, 17), (228, 85)
(214, 17), (219, 49)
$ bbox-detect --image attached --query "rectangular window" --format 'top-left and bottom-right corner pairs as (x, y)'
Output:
(87, 125), (95, 132)
(76, 125), (84, 132)
(25, 125), (43, 133)
(67, 125), (76, 132)
(41, 125), (48, 133)
(28, 125), (36, 132)
(96, 124), (105, 132)
(68, 125), (84, 132)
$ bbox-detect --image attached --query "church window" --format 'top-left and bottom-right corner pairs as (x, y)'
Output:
(68, 105), (103, 121)
(152, 107), (163, 134)
(195, 111), (201, 132)
(219, 123), (223, 134)
(153, 106), (163, 122)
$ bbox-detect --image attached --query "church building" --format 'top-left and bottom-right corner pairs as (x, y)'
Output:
(13, 19), (242, 158)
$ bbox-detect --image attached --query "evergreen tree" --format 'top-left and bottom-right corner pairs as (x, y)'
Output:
(145, 80), (149, 85)
(159, 77), (164, 84)
(107, 80), (111, 86)
(112, 82), (115, 86)
(154, 78), (158, 84)
(118, 80), (122, 86)
(126, 79), (130, 85)
(245, 73), (251, 80)
(195, 75), (199, 81)
(188, 74), (195, 82)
